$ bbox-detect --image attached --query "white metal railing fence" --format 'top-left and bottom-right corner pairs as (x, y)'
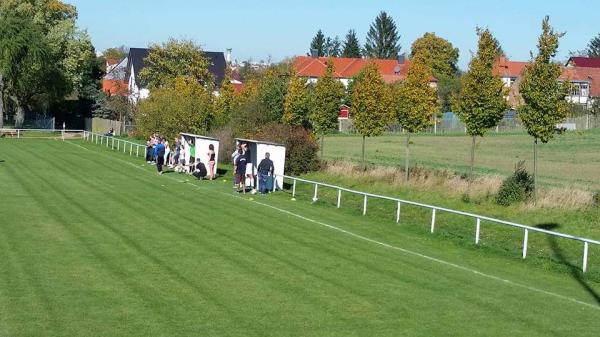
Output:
(281, 174), (600, 273)
(82, 131), (147, 158)
(0, 128), (85, 140)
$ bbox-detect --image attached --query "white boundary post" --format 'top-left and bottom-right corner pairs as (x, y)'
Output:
(17, 130), (20, 138)
(430, 209), (436, 233)
(292, 179), (296, 197)
(396, 202), (401, 223)
(123, 141), (126, 153)
(136, 145), (139, 157)
(106, 137), (109, 147)
(475, 218), (481, 244)
(117, 140), (119, 151)
(129, 143), (132, 155)
(522, 229), (529, 259)
(583, 242), (589, 272)
(337, 189), (341, 208)
(112, 138), (115, 149)
(362, 195), (367, 215)
(312, 184), (318, 202)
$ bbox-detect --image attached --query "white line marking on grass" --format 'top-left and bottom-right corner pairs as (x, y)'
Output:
(66, 140), (600, 311)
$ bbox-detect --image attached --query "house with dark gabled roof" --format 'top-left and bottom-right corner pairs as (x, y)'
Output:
(125, 47), (227, 103)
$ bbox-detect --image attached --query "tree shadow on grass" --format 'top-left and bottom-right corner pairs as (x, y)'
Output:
(536, 222), (600, 306)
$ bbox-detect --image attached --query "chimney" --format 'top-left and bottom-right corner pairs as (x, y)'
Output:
(397, 53), (405, 64)
(310, 48), (319, 58)
(226, 48), (232, 64)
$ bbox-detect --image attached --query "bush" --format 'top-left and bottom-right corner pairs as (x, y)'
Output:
(251, 122), (320, 175)
(496, 161), (534, 206)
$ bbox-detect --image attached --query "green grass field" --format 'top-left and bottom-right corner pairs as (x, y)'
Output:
(1, 138), (600, 336)
(323, 130), (600, 189)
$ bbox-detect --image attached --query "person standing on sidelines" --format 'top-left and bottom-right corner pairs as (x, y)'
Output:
(154, 138), (166, 175)
(234, 148), (247, 193)
(257, 152), (275, 194)
(231, 144), (241, 187)
(207, 144), (216, 180)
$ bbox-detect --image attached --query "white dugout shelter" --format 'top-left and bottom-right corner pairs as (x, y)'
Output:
(235, 138), (286, 191)
(181, 133), (220, 172)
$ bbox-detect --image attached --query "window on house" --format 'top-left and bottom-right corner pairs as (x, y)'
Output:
(571, 83), (581, 96)
(580, 82), (589, 97)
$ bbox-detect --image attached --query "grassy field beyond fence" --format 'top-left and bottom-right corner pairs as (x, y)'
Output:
(323, 129), (600, 190)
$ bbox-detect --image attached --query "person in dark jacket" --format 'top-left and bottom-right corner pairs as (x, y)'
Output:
(235, 149), (247, 193)
(257, 152), (275, 194)
(154, 138), (166, 175)
(192, 161), (207, 180)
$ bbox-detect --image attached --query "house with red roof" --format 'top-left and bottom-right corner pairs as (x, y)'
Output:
(566, 56), (600, 68)
(560, 66), (600, 106)
(493, 57), (528, 88)
(293, 55), (438, 88)
(102, 57), (128, 96)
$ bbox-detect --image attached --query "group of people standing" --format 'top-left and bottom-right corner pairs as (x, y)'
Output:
(145, 134), (215, 179)
(232, 142), (275, 194)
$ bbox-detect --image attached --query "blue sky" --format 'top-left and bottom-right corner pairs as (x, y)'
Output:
(68, 0), (599, 69)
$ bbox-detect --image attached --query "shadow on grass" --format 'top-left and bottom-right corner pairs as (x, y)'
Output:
(537, 222), (600, 306)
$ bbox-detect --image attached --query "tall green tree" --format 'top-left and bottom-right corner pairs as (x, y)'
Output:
(310, 59), (345, 157)
(256, 66), (289, 122)
(364, 11), (401, 59)
(352, 62), (394, 165)
(140, 38), (213, 88)
(0, 0), (99, 126)
(586, 34), (600, 57)
(410, 32), (459, 79)
(342, 29), (362, 58)
(454, 28), (508, 185)
(395, 59), (439, 180)
(283, 69), (310, 127)
(136, 76), (213, 140)
(410, 32), (460, 112)
(310, 30), (326, 57)
(324, 36), (341, 57)
(0, 14), (59, 128)
(518, 16), (570, 202)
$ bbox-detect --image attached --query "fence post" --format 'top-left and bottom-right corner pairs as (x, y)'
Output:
(117, 140), (119, 151)
(522, 229), (529, 259)
(123, 141), (126, 153)
(130, 143), (132, 155)
(312, 184), (318, 202)
(583, 241), (589, 272)
(362, 195), (367, 215)
(475, 218), (481, 244)
(337, 189), (341, 208)
(396, 201), (401, 223)
(136, 145), (139, 157)
(112, 138), (114, 149)
(292, 179), (296, 197)
(430, 208), (436, 233)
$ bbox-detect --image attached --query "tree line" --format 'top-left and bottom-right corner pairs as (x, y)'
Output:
(0, 0), (103, 129)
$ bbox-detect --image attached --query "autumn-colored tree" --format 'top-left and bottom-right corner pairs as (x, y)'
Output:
(140, 38), (213, 89)
(283, 69), (310, 127)
(213, 69), (236, 127)
(454, 28), (508, 184)
(518, 16), (570, 201)
(352, 62), (394, 165)
(410, 32), (459, 80)
(395, 59), (439, 180)
(309, 58), (345, 157)
(136, 76), (213, 140)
